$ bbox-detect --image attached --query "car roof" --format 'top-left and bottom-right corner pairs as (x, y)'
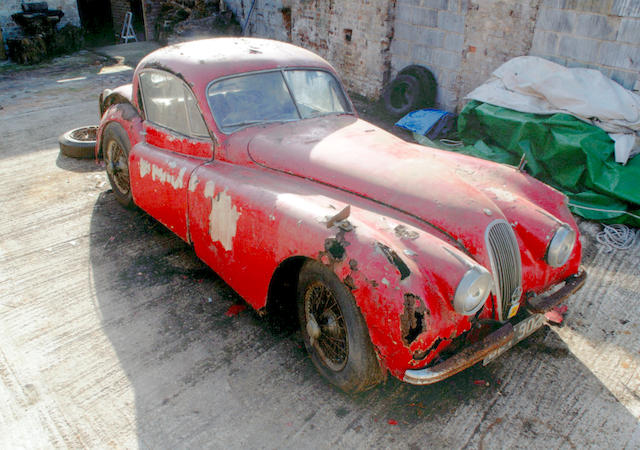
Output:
(135, 37), (336, 86)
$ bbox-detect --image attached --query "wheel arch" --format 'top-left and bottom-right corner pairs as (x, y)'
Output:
(264, 255), (310, 324)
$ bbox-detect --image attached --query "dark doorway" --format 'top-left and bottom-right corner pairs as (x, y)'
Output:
(129, 0), (146, 39)
(77, 0), (114, 46)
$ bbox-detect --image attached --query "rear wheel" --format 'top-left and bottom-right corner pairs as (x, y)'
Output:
(297, 261), (383, 393)
(103, 123), (134, 209)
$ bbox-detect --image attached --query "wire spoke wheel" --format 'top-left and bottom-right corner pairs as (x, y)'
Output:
(106, 139), (130, 195)
(304, 280), (348, 371)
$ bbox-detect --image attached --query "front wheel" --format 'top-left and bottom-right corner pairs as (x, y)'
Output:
(102, 122), (134, 209)
(297, 261), (383, 393)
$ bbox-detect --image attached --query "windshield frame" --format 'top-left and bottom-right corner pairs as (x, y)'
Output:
(205, 67), (355, 135)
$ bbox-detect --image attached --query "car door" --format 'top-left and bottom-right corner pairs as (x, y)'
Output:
(129, 69), (214, 242)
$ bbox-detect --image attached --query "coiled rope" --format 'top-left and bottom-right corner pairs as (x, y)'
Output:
(596, 224), (637, 253)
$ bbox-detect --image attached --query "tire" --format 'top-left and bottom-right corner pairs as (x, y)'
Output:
(58, 126), (98, 159)
(398, 65), (437, 108)
(297, 260), (383, 393)
(382, 73), (422, 117)
(102, 122), (134, 209)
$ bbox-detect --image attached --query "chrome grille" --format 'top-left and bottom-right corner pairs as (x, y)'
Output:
(485, 220), (522, 321)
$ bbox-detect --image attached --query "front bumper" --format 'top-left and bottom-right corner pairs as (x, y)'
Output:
(403, 268), (587, 385)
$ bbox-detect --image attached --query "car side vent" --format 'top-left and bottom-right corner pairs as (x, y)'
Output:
(485, 219), (522, 322)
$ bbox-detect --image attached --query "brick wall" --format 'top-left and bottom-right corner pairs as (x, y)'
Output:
(225, 0), (395, 98)
(1, 0), (80, 40)
(112, 0), (132, 39)
(530, 0), (640, 92)
(160, 0), (640, 111)
(456, 0), (541, 109)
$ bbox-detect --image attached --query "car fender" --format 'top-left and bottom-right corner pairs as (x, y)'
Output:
(99, 84), (134, 117)
(187, 162), (477, 378)
(96, 103), (143, 160)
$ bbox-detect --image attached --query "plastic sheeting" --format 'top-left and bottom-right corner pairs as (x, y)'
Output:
(465, 56), (640, 164)
(455, 101), (640, 226)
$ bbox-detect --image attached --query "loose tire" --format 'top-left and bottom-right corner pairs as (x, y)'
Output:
(102, 123), (134, 209)
(382, 73), (421, 117)
(398, 65), (437, 108)
(297, 261), (383, 393)
(58, 126), (98, 159)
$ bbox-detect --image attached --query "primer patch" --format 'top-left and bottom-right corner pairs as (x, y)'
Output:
(485, 187), (517, 202)
(139, 158), (186, 190)
(204, 183), (240, 251)
(139, 158), (151, 178)
(188, 174), (199, 192)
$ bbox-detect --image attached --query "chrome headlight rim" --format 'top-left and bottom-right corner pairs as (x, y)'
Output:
(546, 224), (576, 268)
(453, 266), (492, 316)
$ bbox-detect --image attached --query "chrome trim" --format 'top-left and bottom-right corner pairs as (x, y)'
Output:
(485, 219), (522, 322)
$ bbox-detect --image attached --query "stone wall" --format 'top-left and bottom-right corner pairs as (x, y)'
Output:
(1, 0), (80, 40)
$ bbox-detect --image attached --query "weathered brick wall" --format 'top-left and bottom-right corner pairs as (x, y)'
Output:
(225, 0), (395, 98)
(194, 0), (640, 111)
(456, 0), (541, 109)
(1, 0), (80, 40)
(390, 0), (466, 111)
(142, 0), (162, 40)
(112, 0), (131, 39)
(530, 0), (640, 91)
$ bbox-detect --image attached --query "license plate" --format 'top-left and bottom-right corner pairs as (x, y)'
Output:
(483, 314), (546, 365)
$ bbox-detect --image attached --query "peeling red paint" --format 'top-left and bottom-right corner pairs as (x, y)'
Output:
(225, 304), (247, 317)
(98, 38), (584, 387)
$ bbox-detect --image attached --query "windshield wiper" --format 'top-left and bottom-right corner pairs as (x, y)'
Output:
(223, 120), (265, 129)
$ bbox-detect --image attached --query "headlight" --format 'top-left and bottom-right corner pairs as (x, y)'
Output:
(546, 225), (576, 267)
(453, 266), (492, 316)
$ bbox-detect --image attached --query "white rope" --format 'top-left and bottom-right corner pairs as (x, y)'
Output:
(568, 203), (640, 221)
(596, 224), (637, 253)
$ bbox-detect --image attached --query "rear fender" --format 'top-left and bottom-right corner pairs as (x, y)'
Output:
(96, 103), (143, 159)
(99, 84), (134, 117)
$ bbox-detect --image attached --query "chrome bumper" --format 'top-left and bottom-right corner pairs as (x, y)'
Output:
(403, 268), (587, 385)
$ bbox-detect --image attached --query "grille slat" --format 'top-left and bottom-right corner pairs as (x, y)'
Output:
(486, 220), (522, 321)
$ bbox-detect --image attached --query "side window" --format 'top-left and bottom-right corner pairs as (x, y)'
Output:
(139, 70), (209, 138)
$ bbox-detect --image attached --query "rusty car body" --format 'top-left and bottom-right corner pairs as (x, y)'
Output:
(97, 38), (585, 393)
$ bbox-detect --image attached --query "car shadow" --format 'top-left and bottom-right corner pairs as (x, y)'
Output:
(56, 153), (103, 173)
(88, 190), (639, 448)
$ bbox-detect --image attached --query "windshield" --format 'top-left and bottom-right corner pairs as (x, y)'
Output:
(207, 69), (352, 133)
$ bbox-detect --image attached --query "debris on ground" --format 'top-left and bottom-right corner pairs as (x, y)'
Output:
(596, 224), (637, 253)
(225, 303), (247, 317)
(155, 1), (241, 44)
(545, 305), (568, 325)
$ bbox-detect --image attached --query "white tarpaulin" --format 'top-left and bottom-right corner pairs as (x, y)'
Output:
(465, 56), (640, 164)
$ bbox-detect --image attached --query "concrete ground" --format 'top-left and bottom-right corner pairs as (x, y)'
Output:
(1, 44), (639, 449)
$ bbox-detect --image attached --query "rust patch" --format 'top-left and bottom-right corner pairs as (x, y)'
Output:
(394, 224), (419, 240)
(343, 275), (356, 291)
(280, 7), (292, 40)
(400, 294), (428, 346)
(324, 237), (345, 260)
(376, 242), (411, 280)
(413, 337), (444, 361)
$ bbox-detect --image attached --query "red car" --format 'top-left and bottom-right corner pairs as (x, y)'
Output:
(97, 38), (585, 393)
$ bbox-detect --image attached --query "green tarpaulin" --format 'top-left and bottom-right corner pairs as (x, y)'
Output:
(441, 101), (640, 226)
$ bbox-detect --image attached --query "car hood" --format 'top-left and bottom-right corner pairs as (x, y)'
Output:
(247, 116), (542, 259)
